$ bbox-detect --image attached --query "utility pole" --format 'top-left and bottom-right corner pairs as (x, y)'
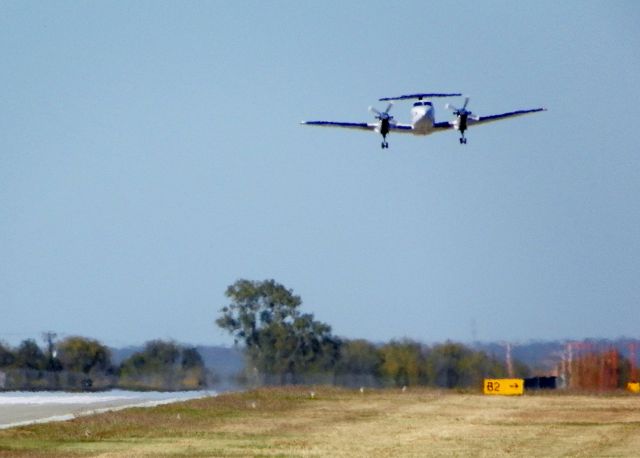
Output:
(630, 342), (638, 382)
(505, 342), (514, 378)
(42, 331), (58, 371)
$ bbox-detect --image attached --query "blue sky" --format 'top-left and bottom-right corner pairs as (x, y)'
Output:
(1, 1), (639, 347)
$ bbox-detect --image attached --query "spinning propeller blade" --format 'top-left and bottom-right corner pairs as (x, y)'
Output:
(370, 102), (394, 121)
(447, 96), (477, 119)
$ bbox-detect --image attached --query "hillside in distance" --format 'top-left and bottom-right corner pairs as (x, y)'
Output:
(473, 337), (640, 374)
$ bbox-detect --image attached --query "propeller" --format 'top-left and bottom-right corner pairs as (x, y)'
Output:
(445, 97), (479, 121)
(369, 102), (394, 121)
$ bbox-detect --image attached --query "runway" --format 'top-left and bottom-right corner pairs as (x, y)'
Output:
(0, 390), (214, 429)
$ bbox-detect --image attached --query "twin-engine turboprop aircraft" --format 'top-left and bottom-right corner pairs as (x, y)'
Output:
(302, 93), (545, 148)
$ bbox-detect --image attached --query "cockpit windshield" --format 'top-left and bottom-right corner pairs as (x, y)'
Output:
(412, 101), (432, 107)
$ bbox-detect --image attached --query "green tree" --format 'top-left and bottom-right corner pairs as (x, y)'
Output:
(14, 339), (47, 370)
(143, 340), (181, 372)
(425, 342), (507, 388)
(119, 340), (206, 390)
(0, 342), (15, 367)
(57, 336), (112, 375)
(181, 347), (204, 370)
(335, 339), (383, 387)
(216, 279), (341, 384)
(379, 339), (427, 387)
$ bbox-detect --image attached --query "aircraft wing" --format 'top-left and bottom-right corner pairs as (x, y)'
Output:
(433, 107), (546, 131)
(301, 121), (414, 133)
(432, 121), (455, 130)
(301, 121), (376, 131)
(470, 108), (546, 126)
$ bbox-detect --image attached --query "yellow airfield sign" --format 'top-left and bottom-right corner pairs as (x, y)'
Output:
(483, 378), (524, 395)
(627, 382), (640, 393)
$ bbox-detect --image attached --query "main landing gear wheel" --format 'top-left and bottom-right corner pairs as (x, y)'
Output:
(381, 141), (389, 149)
(459, 137), (467, 144)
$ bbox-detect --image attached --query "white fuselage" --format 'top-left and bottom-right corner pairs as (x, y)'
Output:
(409, 101), (437, 135)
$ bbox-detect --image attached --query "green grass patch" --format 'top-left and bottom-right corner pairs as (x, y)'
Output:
(1, 387), (640, 457)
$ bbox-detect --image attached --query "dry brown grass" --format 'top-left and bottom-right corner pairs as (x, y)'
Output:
(1, 387), (639, 457)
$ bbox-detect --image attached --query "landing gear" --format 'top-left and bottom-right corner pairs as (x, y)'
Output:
(459, 137), (467, 144)
(381, 133), (389, 149)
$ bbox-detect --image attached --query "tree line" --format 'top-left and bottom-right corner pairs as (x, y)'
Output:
(216, 279), (530, 388)
(0, 336), (207, 391)
(5, 279), (633, 392)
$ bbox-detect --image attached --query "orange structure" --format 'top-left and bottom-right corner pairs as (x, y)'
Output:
(563, 341), (621, 390)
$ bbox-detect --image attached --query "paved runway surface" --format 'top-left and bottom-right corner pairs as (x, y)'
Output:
(0, 390), (214, 429)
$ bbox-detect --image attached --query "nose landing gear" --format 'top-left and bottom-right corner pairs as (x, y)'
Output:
(380, 131), (390, 149)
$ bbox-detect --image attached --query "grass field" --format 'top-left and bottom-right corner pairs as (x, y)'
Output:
(1, 386), (639, 457)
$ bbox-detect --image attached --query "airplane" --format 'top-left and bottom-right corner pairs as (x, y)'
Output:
(301, 92), (546, 148)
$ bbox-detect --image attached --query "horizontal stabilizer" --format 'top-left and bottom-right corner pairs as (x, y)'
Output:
(379, 93), (462, 102)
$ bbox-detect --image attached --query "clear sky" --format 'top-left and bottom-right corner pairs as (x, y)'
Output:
(2, 1), (639, 348)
